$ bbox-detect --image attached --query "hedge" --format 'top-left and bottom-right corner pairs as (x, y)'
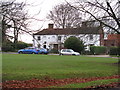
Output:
(16, 41), (29, 49)
(90, 46), (107, 55)
(49, 48), (59, 54)
(2, 42), (15, 52)
(109, 47), (120, 55)
(2, 41), (32, 52)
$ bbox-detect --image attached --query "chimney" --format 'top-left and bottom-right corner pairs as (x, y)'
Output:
(48, 24), (54, 29)
(82, 22), (87, 27)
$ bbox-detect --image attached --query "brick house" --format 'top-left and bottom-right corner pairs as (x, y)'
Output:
(103, 34), (120, 47)
(33, 24), (104, 51)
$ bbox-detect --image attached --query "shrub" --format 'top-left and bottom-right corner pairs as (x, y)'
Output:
(90, 46), (95, 55)
(64, 36), (85, 53)
(82, 51), (92, 55)
(2, 42), (15, 52)
(2, 41), (32, 52)
(16, 41), (29, 49)
(109, 47), (119, 55)
(2, 45), (14, 52)
(49, 48), (59, 54)
(90, 46), (107, 55)
(118, 47), (120, 56)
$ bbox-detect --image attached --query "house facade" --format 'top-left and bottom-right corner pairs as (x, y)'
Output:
(33, 24), (104, 51)
(103, 34), (120, 47)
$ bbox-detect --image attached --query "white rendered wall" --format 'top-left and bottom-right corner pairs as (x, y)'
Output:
(33, 34), (100, 50)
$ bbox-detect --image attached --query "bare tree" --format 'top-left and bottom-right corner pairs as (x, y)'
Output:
(1, 0), (48, 50)
(1, 1), (29, 45)
(47, 3), (82, 29)
(70, 0), (120, 34)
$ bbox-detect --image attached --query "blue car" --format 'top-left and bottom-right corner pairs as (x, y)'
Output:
(38, 48), (49, 54)
(18, 47), (39, 54)
(18, 47), (49, 54)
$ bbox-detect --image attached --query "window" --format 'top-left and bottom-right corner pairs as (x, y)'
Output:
(89, 35), (93, 40)
(62, 49), (66, 52)
(64, 36), (67, 40)
(52, 36), (55, 38)
(43, 36), (46, 38)
(48, 37), (50, 39)
(44, 41), (47, 44)
(111, 44), (114, 46)
(37, 36), (41, 40)
(89, 44), (94, 46)
(38, 44), (41, 48)
(58, 36), (61, 40)
(67, 49), (73, 52)
(43, 45), (46, 49)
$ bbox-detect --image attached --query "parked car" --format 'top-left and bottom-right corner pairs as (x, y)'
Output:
(18, 47), (39, 54)
(18, 47), (49, 54)
(59, 49), (80, 56)
(38, 48), (49, 54)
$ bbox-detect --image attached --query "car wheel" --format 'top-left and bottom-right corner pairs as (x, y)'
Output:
(19, 51), (23, 54)
(72, 54), (76, 56)
(32, 52), (36, 54)
(60, 53), (63, 55)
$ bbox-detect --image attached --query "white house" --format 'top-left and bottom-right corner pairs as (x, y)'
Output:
(33, 24), (104, 51)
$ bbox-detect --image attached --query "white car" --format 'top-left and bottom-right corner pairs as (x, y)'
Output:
(60, 49), (80, 56)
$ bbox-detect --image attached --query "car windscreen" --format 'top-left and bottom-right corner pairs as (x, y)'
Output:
(67, 49), (73, 52)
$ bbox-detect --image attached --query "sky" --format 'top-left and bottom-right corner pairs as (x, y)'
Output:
(14, 0), (73, 43)
(4, 0), (117, 43)
(12, 0), (119, 44)
(5, 0), (93, 43)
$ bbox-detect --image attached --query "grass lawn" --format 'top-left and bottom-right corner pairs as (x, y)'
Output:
(2, 54), (119, 82)
(49, 79), (118, 88)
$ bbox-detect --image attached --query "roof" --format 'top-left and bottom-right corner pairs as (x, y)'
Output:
(34, 27), (102, 35)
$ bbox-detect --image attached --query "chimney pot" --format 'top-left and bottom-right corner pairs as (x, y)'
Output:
(48, 24), (54, 29)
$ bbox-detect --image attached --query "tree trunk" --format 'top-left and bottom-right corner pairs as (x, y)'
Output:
(2, 19), (7, 43)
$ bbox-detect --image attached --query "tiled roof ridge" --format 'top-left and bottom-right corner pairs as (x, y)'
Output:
(34, 27), (101, 35)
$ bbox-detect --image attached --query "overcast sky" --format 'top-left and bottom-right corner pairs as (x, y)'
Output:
(11, 0), (118, 43)
(5, 0), (88, 43)
(13, 0), (73, 43)
(4, 0), (103, 43)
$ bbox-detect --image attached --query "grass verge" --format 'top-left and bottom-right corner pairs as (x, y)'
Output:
(49, 79), (118, 88)
(2, 54), (119, 81)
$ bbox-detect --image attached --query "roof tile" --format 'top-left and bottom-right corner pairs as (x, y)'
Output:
(34, 27), (102, 35)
